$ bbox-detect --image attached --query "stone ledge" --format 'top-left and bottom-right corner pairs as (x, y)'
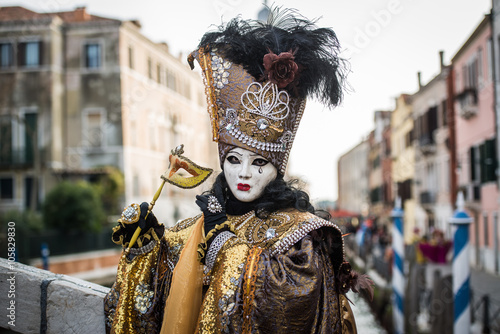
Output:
(0, 258), (110, 334)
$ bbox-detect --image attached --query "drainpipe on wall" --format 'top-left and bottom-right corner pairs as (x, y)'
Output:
(447, 65), (458, 207)
(491, 6), (499, 193)
(491, 1), (500, 274)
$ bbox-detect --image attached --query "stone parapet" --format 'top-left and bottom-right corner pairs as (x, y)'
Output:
(0, 258), (109, 333)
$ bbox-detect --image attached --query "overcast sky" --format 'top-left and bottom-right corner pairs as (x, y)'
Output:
(1, 0), (492, 203)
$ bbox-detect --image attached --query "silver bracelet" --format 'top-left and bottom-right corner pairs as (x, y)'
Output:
(205, 231), (235, 272)
(124, 239), (157, 255)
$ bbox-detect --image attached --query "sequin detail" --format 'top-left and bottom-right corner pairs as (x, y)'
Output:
(120, 203), (140, 224)
(219, 275), (239, 333)
(134, 284), (154, 314)
(211, 52), (232, 89)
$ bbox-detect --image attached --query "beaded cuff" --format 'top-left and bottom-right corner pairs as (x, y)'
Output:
(204, 231), (236, 274)
(125, 239), (158, 255)
(197, 222), (235, 264)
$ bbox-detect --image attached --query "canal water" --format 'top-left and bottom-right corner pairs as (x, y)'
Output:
(348, 291), (387, 333)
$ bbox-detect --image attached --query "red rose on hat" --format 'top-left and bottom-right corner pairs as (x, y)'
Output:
(263, 49), (299, 89)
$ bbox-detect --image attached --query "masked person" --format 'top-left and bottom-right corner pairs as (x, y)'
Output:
(104, 8), (371, 334)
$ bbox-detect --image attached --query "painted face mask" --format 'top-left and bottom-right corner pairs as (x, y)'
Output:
(223, 147), (278, 202)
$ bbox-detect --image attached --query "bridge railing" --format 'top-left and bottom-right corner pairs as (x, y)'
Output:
(0, 257), (109, 334)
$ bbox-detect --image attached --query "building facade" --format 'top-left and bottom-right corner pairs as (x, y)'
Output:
(412, 54), (453, 239)
(337, 139), (370, 215)
(0, 7), (218, 224)
(368, 111), (392, 224)
(489, 0), (500, 275)
(390, 93), (416, 242)
(452, 15), (498, 272)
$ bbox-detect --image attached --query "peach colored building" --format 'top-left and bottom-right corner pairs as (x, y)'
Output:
(0, 7), (218, 224)
(452, 15), (498, 273)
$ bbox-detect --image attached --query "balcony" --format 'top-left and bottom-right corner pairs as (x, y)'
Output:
(456, 88), (478, 120)
(420, 191), (436, 204)
(418, 135), (436, 155)
(0, 148), (45, 168)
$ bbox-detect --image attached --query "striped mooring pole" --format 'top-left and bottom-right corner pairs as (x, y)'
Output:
(391, 197), (405, 334)
(449, 192), (473, 334)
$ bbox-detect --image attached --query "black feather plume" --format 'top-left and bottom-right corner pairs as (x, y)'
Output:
(197, 6), (348, 108)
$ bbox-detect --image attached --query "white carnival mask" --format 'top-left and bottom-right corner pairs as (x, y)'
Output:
(223, 147), (278, 202)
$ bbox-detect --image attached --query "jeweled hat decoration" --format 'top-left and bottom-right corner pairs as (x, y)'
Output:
(188, 7), (346, 174)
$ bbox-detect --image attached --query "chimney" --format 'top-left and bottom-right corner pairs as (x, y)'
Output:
(439, 50), (445, 70)
(417, 71), (422, 89)
(75, 7), (90, 21)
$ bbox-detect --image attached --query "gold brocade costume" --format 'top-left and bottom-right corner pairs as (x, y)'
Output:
(104, 209), (357, 333)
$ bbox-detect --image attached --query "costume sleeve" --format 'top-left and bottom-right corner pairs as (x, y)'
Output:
(103, 234), (173, 334)
(197, 232), (357, 334)
(103, 218), (198, 334)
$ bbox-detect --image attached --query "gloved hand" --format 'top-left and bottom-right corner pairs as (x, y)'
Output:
(196, 185), (227, 236)
(138, 202), (158, 231)
(114, 202), (160, 245)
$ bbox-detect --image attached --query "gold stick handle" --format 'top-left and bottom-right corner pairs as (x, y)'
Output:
(125, 179), (167, 254)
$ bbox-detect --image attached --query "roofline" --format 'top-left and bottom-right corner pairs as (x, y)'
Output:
(451, 14), (490, 62)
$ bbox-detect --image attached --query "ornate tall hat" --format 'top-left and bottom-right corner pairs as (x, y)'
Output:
(188, 8), (346, 174)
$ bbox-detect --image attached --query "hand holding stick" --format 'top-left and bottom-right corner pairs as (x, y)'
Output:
(124, 145), (213, 254)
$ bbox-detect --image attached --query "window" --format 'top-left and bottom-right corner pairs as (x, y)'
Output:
(397, 179), (412, 203)
(477, 47), (483, 88)
(0, 116), (12, 164)
(441, 99), (447, 127)
(84, 110), (104, 147)
(0, 177), (14, 200)
(147, 57), (152, 79)
(128, 46), (134, 69)
(487, 38), (493, 81)
(469, 145), (481, 200)
(84, 43), (101, 68)
(156, 64), (162, 84)
(479, 138), (497, 184)
(0, 110), (39, 165)
(166, 69), (177, 91)
(0, 43), (13, 68)
(23, 112), (37, 164)
(405, 129), (414, 148)
(484, 213), (489, 247)
(465, 57), (479, 90)
(370, 186), (381, 203)
(19, 41), (41, 67)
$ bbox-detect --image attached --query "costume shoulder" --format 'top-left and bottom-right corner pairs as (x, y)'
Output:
(269, 209), (343, 256)
(235, 209), (344, 259)
(163, 213), (202, 248)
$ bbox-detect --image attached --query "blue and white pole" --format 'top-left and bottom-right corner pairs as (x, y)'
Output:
(449, 191), (473, 334)
(391, 197), (405, 334)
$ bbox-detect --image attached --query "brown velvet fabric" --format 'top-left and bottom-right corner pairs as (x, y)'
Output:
(227, 235), (342, 333)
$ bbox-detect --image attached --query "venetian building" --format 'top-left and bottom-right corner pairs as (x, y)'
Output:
(0, 6), (218, 224)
